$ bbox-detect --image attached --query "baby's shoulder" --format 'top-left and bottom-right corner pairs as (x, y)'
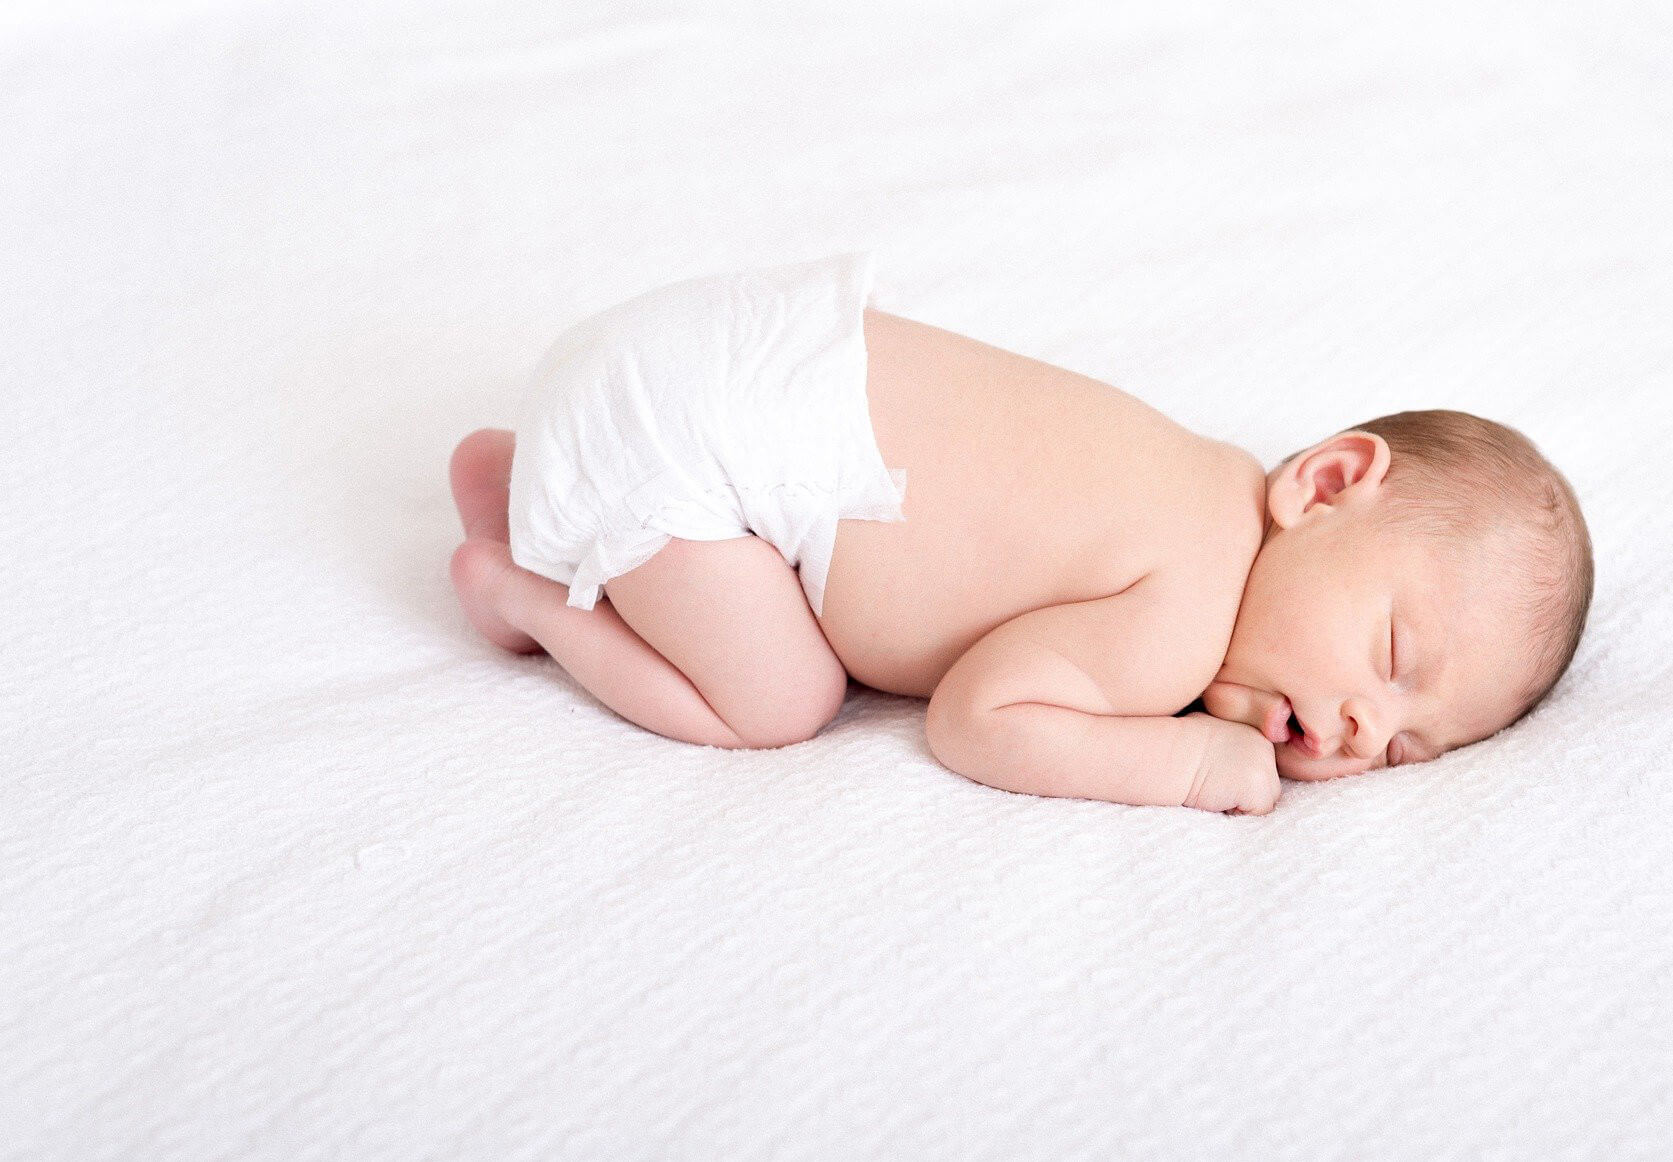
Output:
(1149, 442), (1266, 597)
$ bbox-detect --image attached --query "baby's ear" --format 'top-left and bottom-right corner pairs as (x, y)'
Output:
(1269, 432), (1389, 527)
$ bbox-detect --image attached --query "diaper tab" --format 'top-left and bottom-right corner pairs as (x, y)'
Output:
(840, 466), (909, 523)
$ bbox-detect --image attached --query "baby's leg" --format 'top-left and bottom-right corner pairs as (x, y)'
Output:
(449, 429), (536, 651)
(452, 540), (758, 748)
(448, 428), (789, 748)
(599, 534), (851, 750)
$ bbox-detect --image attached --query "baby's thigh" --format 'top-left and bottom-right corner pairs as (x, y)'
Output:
(603, 535), (849, 748)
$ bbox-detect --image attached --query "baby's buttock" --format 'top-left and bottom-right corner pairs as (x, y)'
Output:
(506, 252), (908, 617)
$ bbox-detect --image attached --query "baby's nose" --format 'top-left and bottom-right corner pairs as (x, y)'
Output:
(1339, 701), (1388, 760)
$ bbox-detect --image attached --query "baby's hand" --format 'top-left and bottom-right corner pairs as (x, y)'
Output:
(1180, 713), (1282, 815)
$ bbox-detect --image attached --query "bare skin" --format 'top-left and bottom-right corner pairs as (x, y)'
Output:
(451, 309), (1265, 749)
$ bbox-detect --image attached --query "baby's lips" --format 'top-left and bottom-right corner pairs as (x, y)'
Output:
(1262, 696), (1293, 745)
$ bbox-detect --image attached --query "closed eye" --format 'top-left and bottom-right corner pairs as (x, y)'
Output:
(1382, 618), (1398, 765)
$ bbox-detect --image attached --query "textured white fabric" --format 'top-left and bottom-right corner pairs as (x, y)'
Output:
(506, 250), (906, 616)
(4, 1), (1673, 1159)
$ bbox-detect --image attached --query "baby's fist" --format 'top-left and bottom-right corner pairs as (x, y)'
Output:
(1181, 713), (1282, 815)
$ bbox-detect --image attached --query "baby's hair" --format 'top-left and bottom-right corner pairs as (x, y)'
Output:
(1284, 408), (1594, 732)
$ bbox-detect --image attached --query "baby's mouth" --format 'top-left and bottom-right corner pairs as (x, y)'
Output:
(1262, 696), (1294, 744)
(1263, 694), (1323, 756)
(1286, 712), (1323, 758)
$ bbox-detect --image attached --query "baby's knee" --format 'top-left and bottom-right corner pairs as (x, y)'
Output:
(727, 663), (848, 749)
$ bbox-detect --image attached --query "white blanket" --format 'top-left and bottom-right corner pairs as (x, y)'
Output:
(5, 1), (1671, 1158)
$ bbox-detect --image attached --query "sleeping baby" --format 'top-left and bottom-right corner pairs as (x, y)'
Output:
(447, 253), (1593, 814)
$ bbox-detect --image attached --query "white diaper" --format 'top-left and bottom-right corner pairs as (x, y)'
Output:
(506, 251), (909, 617)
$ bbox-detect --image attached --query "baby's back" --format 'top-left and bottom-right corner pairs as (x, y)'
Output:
(818, 310), (1264, 698)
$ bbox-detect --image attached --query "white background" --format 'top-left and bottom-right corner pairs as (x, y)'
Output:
(4, 1), (1671, 1158)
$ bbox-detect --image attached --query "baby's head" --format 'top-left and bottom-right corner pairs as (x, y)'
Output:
(1204, 408), (1593, 781)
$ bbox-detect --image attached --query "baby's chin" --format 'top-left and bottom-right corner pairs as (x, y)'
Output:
(1277, 746), (1375, 781)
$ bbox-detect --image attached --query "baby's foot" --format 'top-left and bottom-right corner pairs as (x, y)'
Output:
(450, 539), (543, 653)
(449, 428), (516, 542)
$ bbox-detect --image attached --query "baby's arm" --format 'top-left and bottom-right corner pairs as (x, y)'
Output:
(925, 583), (1281, 814)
